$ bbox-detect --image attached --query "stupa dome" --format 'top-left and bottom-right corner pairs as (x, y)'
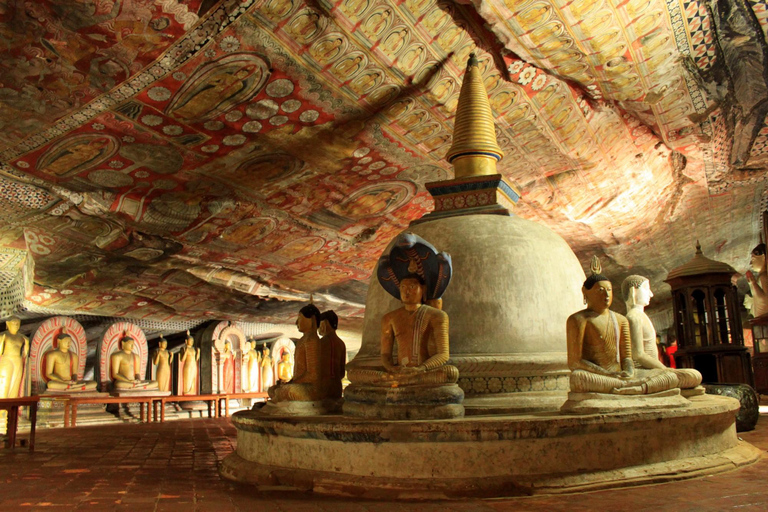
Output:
(352, 213), (585, 412)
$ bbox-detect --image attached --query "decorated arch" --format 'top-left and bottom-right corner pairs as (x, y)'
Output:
(29, 316), (87, 395)
(98, 322), (148, 390)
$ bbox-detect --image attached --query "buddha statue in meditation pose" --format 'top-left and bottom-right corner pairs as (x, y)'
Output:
(268, 304), (341, 404)
(111, 335), (159, 391)
(622, 275), (702, 393)
(45, 330), (98, 392)
(344, 233), (463, 419)
(746, 243), (768, 317)
(319, 310), (346, 399)
(277, 351), (293, 383)
(348, 274), (458, 387)
(566, 258), (685, 396)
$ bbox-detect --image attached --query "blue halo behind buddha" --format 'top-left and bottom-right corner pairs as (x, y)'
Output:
(376, 232), (452, 302)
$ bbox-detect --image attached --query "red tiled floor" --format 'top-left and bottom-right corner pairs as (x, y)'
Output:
(1, 415), (766, 511)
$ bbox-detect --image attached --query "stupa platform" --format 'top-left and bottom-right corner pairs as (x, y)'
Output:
(220, 394), (760, 499)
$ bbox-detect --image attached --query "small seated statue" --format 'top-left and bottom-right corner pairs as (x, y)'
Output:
(345, 232), (464, 420)
(266, 304), (343, 414)
(622, 275), (703, 396)
(45, 329), (98, 392)
(111, 335), (159, 391)
(746, 242), (768, 317)
(562, 258), (691, 413)
(277, 351), (293, 383)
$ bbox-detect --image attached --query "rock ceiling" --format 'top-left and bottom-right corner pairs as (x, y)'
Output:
(0, 0), (767, 328)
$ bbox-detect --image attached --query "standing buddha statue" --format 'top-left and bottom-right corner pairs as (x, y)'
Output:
(152, 335), (173, 392)
(0, 316), (28, 400)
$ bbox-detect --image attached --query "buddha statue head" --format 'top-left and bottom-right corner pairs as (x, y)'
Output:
(262, 344), (269, 357)
(622, 275), (653, 309)
(319, 310), (338, 336)
(750, 243), (766, 272)
(56, 331), (72, 353)
(121, 335), (135, 353)
(185, 330), (194, 346)
(158, 335), (168, 350)
(582, 257), (612, 312)
(5, 316), (20, 334)
(399, 274), (426, 306)
(297, 304), (322, 334)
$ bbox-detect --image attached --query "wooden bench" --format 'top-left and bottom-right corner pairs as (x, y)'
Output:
(0, 396), (39, 452)
(65, 396), (156, 427)
(219, 392), (269, 417)
(155, 394), (225, 422)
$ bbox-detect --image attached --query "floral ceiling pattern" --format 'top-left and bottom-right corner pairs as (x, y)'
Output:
(0, 0), (766, 325)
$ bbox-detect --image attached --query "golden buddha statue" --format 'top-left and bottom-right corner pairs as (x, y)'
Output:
(152, 336), (173, 392)
(242, 339), (261, 392)
(268, 304), (338, 403)
(179, 331), (200, 395)
(348, 275), (458, 387)
(566, 258), (683, 396)
(622, 275), (702, 393)
(746, 242), (768, 317)
(344, 233), (464, 419)
(260, 344), (273, 390)
(220, 340), (236, 394)
(111, 335), (159, 391)
(44, 329), (98, 392)
(318, 310), (346, 398)
(277, 351), (293, 382)
(0, 316), (28, 400)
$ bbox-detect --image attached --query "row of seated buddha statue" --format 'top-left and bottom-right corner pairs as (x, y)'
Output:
(561, 257), (703, 413)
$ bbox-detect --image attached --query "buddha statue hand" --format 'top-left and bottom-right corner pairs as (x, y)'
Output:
(620, 358), (635, 378)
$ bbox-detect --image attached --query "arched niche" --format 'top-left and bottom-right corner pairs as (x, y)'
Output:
(29, 316), (87, 395)
(270, 337), (296, 384)
(97, 322), (148, 391)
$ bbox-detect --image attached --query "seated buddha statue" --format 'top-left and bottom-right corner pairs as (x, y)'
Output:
(277, 351), (293, 383)
(566, 258), (683, 396)
(45, 330), (98, 392)
(111, 335), (159, 391)
(318, 310), (346, 398)
(268, 304), (339, 404)
(345, 232), (463, 420)
(622, 275), (702, 394)
(347, 275), (458, 387)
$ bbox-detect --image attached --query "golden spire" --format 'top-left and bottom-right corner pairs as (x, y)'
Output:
(446, 53), (504, 179)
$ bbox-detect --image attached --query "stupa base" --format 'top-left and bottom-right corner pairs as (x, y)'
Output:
(343, 383), (465, 420)
(220, 395), (759, 499)
(259, 399), (343, 416)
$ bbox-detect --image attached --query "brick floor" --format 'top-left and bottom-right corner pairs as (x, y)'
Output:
(1, 414), (766, 511)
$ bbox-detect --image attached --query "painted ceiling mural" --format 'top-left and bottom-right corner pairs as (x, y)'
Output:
(0, 0), (766, 326)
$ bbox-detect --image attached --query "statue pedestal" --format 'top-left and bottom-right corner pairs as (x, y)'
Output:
(343, 384), (465, 420)
(259, 399), (343, 417)
(560, 389), (691, 414)
(220, 395), (759, 499)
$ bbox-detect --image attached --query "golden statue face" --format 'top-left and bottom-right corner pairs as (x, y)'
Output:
(750, 252), (765, 272)
(6, 317), (20, 332)
(584, 280), (612, 309)
(159, 340), (167, 349)
(185, 337), (194, 346)
(399, 278), (424, 305)
(122, 338), (135, 352)
(58, 335), (72, 352)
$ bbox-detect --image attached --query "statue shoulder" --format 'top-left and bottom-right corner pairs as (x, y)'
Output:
(624, 308), (642, 324)
(567, 310), (589, 326)
(612, 311), (630, 327)
(423, 305), (448, 321)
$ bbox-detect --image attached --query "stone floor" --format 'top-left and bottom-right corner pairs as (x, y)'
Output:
(1, 413), (767, 512)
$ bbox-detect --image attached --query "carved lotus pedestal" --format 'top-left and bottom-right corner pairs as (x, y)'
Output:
(258, 398), (343, 416)
(220, 394), (760, 499)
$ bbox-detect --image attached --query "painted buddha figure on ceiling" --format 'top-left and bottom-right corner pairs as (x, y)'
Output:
(45, 330), (98, 392)
(566, 258), (685, 396)
(111, 335), (159, 391)
(622, 275), (702, 393)
(746, 243), (768, 318)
